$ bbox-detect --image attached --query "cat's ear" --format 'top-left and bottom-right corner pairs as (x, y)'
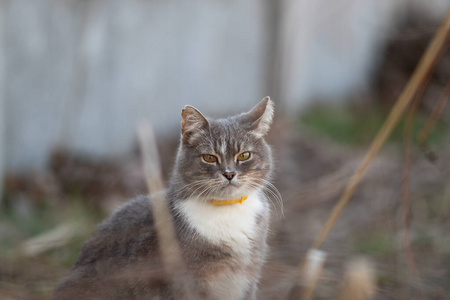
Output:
(241, 96), (274, 138)
(181, 105), (209, 143)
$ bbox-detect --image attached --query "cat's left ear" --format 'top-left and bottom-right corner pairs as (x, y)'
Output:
(181, 105), (210, 144)
(241, 96), (274, 138)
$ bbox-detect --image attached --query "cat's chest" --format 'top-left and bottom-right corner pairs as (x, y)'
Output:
(176, 193), (267, 257)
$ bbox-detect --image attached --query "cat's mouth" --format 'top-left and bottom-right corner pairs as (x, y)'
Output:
(224, 181), (239, 188)
(221, 181), (250, 195)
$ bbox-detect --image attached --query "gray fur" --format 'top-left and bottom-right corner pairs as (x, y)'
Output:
(54, 98), (275, 300)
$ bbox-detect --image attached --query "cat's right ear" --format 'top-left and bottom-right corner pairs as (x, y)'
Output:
(181, 105), (209, 144)
(240, 96), (274, 138)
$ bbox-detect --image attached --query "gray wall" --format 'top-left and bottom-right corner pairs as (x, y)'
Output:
(0, 0), (5, 196)
(2, 0), (449, 172)
(4, 0), (270, 171)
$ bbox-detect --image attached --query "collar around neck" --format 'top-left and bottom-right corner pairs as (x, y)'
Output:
(211, 196), (249, 205)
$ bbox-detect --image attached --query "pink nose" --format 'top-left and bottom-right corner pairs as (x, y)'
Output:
(222, 172), (236, 181)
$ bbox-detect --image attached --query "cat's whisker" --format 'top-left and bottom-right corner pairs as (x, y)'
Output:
(191, 184), (217, 204)
(265, 187), (285, 219)
(261, 186), (283, 218)
(252, 178), (283, 209)
(175, 179), (211, 195)
(248, 182), (279, 217)
(190, 187), (209, 203)
(176, 181), (206, 192)
(245, 181), (278, 216)
(203, 186), (218, 203)
(186, 180), (216, 200)
(264, 187), (284, 218)
(248, 179), (284, 219)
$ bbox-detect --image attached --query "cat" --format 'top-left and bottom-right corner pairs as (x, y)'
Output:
(54, 97), (275, 300)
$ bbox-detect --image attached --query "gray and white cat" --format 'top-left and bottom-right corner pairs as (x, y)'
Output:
(54, 97), (275, 300)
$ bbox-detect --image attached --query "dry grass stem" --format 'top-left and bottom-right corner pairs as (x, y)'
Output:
(137, 122), (165, 194)
(299, 249), (326, 300)
(311, 9), (450, 250)
(284, 165), (352, 212)
(418, 81), (450, 163)
(21, 223), (79, 257)
(286, 10), (450, 299)
(137, 122), (194, 299)
(401, 97), (424, 296)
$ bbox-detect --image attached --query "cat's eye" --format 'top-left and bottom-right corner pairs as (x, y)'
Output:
(237, 152), (251, 161)
(202, 154), (218, 163)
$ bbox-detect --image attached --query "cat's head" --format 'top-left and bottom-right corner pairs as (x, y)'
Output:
(173, 97), (274, 200)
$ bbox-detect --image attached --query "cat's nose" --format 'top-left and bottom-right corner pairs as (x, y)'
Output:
(222, 171), (236, 181)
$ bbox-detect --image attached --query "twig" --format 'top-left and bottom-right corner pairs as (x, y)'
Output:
(285, 9), (450, 299)
(21, 223), (79, 257)
(284, 164), (352, 212)
(137, 122), (165, 194)
(137, 122), (194, 299)
(311, 10), (450, 250)
(401, 96), (424, 297)
(418, 81), (450, 163)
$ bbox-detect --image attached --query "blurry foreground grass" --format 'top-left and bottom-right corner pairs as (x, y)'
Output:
(0, 199), (104, 298)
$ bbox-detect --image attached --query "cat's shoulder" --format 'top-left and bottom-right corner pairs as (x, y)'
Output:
(54, 195), (162, 297)
(99, 194), (154, 232)
(72, 195), (158, 268)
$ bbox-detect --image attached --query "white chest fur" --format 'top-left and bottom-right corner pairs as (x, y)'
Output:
(175, 192), (266, 257)
(175, 192), (268, 299)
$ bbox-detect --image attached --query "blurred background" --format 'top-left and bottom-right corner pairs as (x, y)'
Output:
(1, 0), (450, 299)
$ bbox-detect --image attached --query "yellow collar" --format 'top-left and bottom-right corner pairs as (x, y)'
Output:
(212, 196), (248, 205)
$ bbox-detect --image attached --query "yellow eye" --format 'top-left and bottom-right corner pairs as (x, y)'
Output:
(202, 154), (218, 163)
(237, 152), (251, 161)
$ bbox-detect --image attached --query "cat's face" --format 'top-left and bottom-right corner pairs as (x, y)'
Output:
(174, 97), (274, 200)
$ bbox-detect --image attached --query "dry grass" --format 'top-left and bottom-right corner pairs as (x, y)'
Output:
(137, 122), (194, 299)
(288, 10), (450, 300)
